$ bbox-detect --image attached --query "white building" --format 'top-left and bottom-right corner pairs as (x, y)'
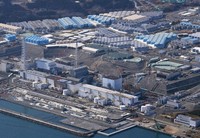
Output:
(166, 100), (180, 109)
(191, 47), (200, 54)
(174, 114), (200, 128)
(141, 104), (155, 115)
(20, 70), (49, 83)
(0, 61), (12, 72)
(102, 76), (122, 90)
(78, 84), (138, 106)
(0, 23), (22, 34)
(35, 58), (56, 71)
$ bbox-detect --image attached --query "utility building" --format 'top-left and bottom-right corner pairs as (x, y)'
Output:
(35, 59), (56, 71)
(102, 76), (122, 90)
(70, 66), (88, 78)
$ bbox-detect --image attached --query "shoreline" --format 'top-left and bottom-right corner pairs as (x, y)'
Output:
(0, 107), (95, 137)
(0, 98), (175, 138)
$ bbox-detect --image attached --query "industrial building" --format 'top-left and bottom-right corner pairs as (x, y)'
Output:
(104, 52), (133, 60)
(0, 23), (22, 34)
(102, 76), (122, 90)
(166, 100), (181, 109)
(133, 32), (177, 49)
(141, 104), (155, 115)
(19, 70), (81, 92)
(20, 70), (49, 84)
(0, 60), (12, 72)
(78, 84), (138, 106)
(140, 71), (200, 95)
(70, 66), (89, 78)
(0, 45), (21, 57)
(174, 114), (200, 127)
(35, 58), (56, 72)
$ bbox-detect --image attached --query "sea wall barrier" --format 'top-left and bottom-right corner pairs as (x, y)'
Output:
(0, 108), (94, 137)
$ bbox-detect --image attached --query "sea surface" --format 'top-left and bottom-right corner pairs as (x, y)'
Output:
(0, 100), (173, 138)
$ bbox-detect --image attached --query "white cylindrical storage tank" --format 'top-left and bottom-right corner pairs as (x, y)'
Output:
(141, 105), (146, 112)
(63, 89), (70, 96)
(145, 104), (152, 112)
(133, 96), (138, 103)
(67, 81), (72, 84)
(94, 97), (100, 104)
(32, 81), (37, 87)
(119, 105), (127, 111)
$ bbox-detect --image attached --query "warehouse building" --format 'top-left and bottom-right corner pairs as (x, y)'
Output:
(78, 84), (138, 106)
(174, 114), (200, 127)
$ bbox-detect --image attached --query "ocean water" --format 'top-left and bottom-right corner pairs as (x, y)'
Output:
(0, 100), (173, 138)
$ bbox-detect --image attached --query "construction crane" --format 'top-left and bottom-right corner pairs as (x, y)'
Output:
(75, 41), (78, 68)
(153, 114), (161, 138)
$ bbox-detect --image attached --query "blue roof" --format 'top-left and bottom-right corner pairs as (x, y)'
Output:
(135, 33), (177, 48)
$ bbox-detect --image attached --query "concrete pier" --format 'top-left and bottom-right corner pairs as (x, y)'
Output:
(0, 108), (94, 137)
(97, 124), (136, 136)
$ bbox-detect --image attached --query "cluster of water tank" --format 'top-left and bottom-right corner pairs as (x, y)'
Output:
(25, 35), (49, 45)
(5, 34), (16, 41)
(92, 36), (134, 48)
(87, 15), (115, 25)
(58, 17), (93, 29)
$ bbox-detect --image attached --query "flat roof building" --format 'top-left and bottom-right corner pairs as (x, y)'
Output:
(78, 84), (138, 106)
(0, 23), (22, 34)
